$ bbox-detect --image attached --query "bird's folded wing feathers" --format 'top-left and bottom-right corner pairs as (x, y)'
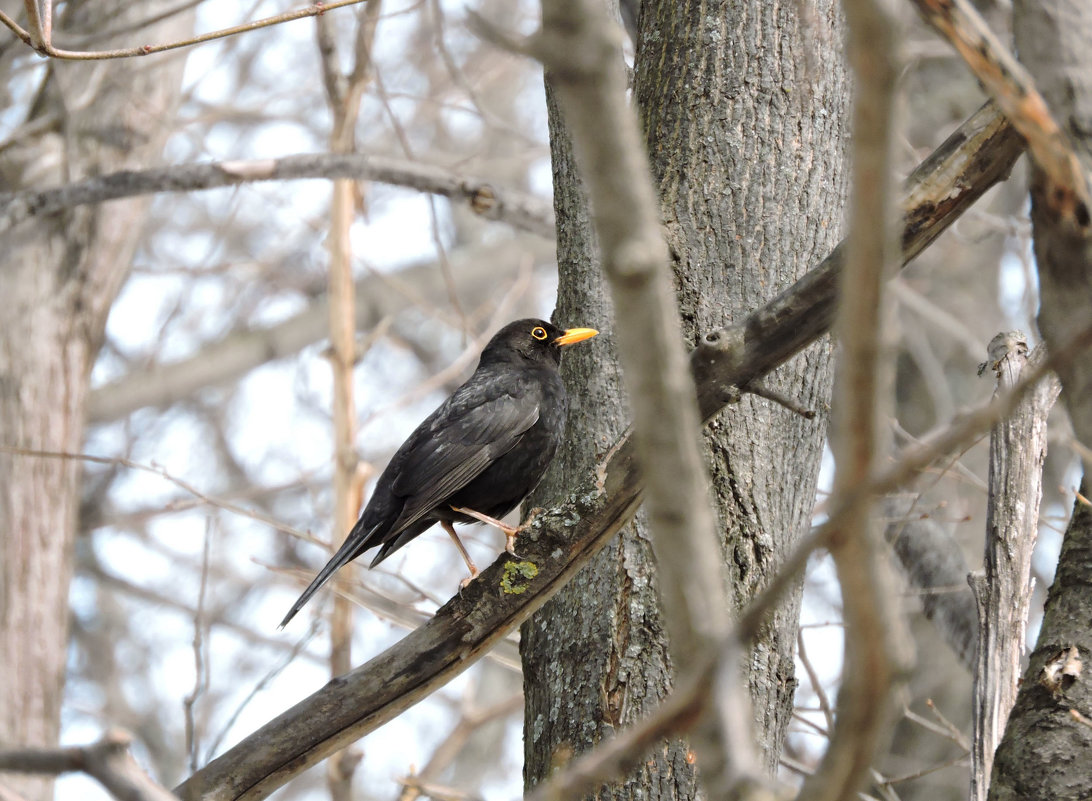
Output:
(386, 392), (540, 534)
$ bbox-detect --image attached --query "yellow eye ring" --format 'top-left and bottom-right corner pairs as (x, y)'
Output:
(531, 326), (548, 341)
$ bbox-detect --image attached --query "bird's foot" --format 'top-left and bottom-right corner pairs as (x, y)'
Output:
(442, 519), (480, 587)
(504, 530), (521, 558)
(459, 565), (480, 591)
(451, 506), (529, 558)
(504, 506), (544, 558)
(451, 505), (517, 534)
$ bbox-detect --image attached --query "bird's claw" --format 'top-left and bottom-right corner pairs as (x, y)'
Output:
(504, 532), (522, 559)
(459, 567), (480, 591)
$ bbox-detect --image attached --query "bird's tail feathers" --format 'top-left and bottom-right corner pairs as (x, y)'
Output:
(277, 519), (382, 629)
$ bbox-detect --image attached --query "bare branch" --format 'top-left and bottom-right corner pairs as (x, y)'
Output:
(0, 153), (554, 239)
(799, 2), (909, 798)
(321, 40), (370, 797)
(797, 629), (836, 734)
(87, 241), (552, 423)
(0, 447), (317, 545)
(0, 730), (179, 801)
(398, 694), (522, 801)
(0, 0), (371, 61)
(183, 523), (214, 773)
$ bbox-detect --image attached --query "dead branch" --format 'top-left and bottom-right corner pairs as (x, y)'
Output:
(909, 0), (1091, 230)
(86, 242), (551, 423)
(969, 336), (1060, 801)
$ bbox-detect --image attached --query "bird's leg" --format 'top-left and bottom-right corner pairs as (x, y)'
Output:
(441, 520), (479, 588)
(450, 506), (522, 557)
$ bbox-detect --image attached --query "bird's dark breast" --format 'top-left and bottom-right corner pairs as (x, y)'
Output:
(442, 373), (568, 523)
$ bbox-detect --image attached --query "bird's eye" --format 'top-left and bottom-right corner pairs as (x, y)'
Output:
(531, 326), (548, 340)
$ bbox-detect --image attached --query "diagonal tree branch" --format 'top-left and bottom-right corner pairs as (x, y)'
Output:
(174, 102), (1024, 801)
(0, 153), (554, 238)
(909, 0), (1091, 229)
(691, 101), (1021, 412)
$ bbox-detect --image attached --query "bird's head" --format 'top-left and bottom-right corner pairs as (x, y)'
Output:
(480, 318), (599, 368)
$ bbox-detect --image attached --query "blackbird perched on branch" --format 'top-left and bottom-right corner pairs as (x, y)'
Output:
(279, 318), (598, 628)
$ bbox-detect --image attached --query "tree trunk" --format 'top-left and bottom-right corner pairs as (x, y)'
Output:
(635, 0), (849, 769)
(0, 6), (191, 800)
(521, 79), (693, 797)
(522, 0), (848, 793)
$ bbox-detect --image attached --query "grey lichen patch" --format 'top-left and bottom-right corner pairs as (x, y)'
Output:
(501, 561), (539, 594)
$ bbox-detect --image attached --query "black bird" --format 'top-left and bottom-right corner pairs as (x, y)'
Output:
(279, 318), (598, 628)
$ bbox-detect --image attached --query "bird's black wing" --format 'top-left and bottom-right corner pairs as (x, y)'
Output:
(384, 383), (540, 537)
(278, 376), (540, 629)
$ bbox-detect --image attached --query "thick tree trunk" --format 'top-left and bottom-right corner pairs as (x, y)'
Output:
(522, 0), (848, 793)
(0, 6), (191, 801)
(635, 0), (849, 769)
(521, 80), (695, 798)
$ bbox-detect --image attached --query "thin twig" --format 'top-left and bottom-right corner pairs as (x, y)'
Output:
(0, 446), (317, 544)
(0, 0), (371, 60)
(204, 620), (323, 762)
(398, 693), (522, 801)
(184, 520), (215, 773)
(797, 628), (836, 733)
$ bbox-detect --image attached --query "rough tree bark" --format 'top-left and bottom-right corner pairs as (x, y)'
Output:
(635, 0), (849, 770)
(970, 337), (1059, 801)
(989, 0), (1092, 797)
(522, 0), (848, 794)
(0, 4), (192, 800)
(521, 78), (680, 796)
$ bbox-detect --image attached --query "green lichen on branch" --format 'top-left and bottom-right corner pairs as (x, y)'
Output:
(501, 561), (539, 594)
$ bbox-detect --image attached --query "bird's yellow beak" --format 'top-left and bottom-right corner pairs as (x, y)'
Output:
(554, 327), (599, 346)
